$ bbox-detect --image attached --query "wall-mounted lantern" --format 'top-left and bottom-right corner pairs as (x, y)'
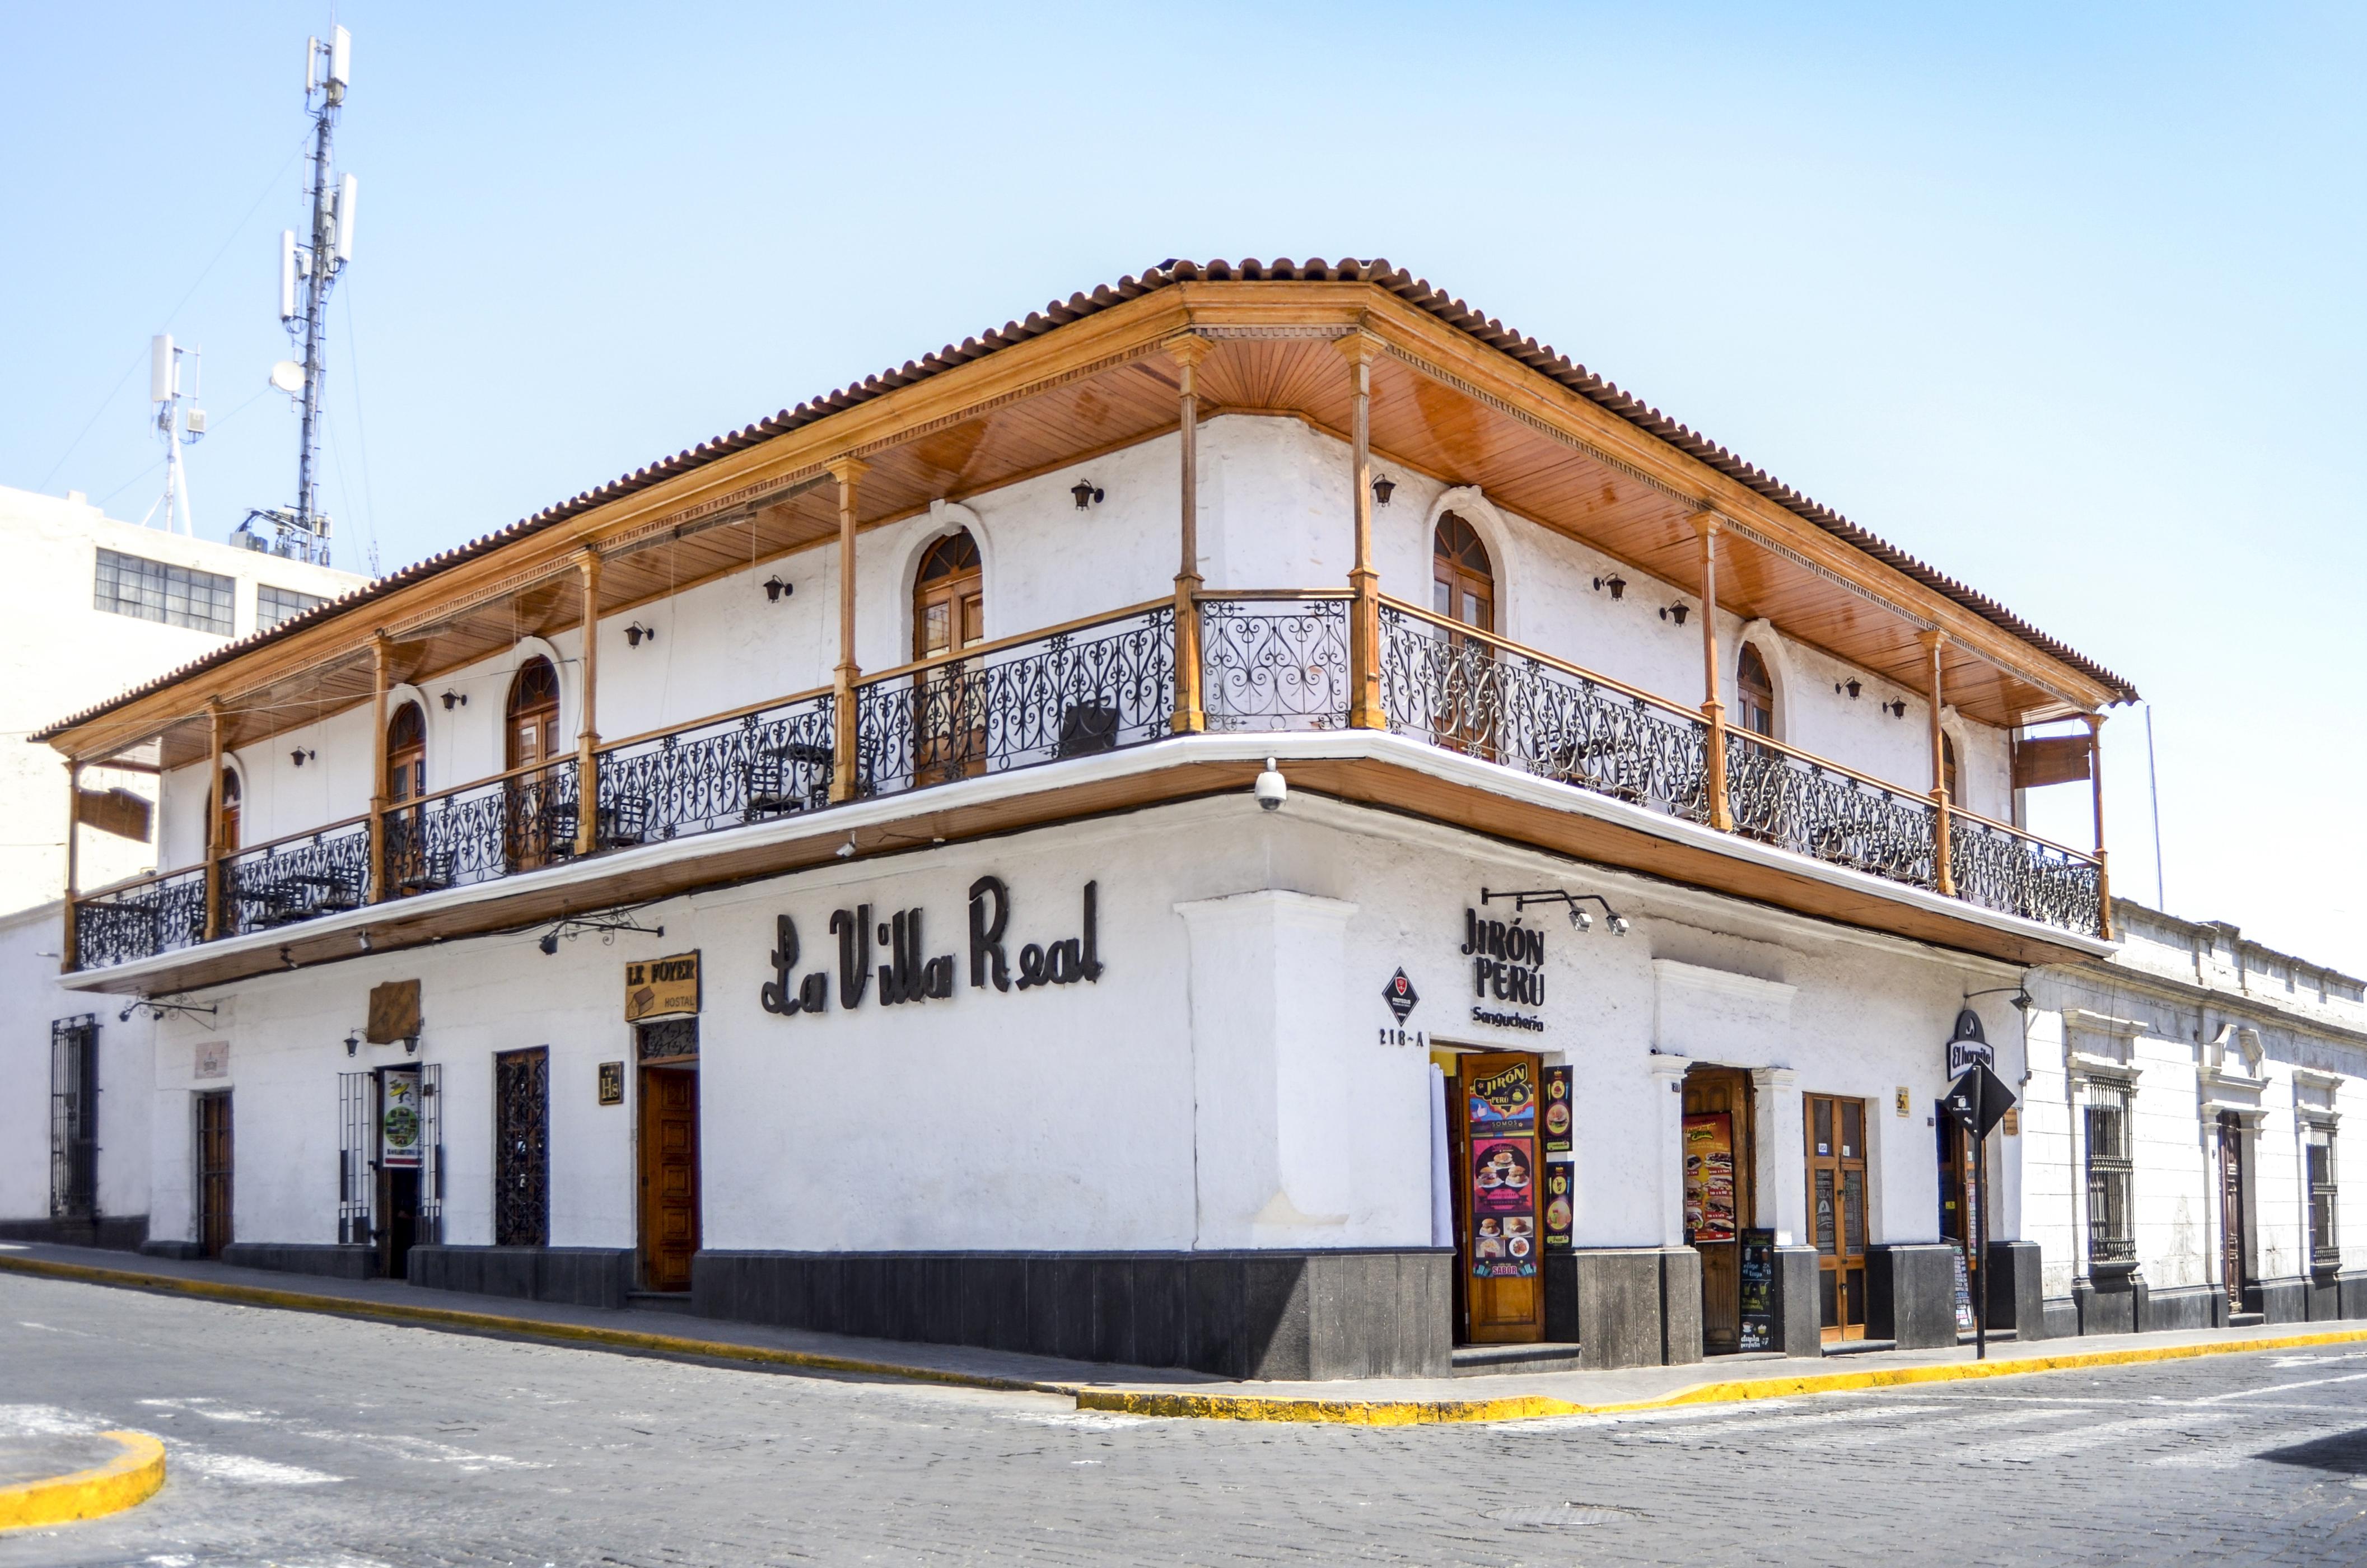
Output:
(440, 690), (468, 711)
(290, 747), (315, 767)
(1371, 475), (1396, 507)
(1835, 678), (1862, 700)
(1660, 602), (1690, 627)
(1591, 573), (1627, 601)
(1070, 479), (1105, 511)
(625, 622), (657, 648)
(763, 576), (792, 603)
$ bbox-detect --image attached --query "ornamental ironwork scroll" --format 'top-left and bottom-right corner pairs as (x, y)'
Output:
(1379, 606), (1708, 822)
(73, 866), (208, 970)
(1726, 735), (1938, 891)
(598, 690), (835, 843)
(220, 818), (374, 937)
(493, 1046), (550, 1248)
(1950, 816), (2103, 935)
(1201, 599), (1349, 731)
(383, 759), (580, 897)
(855, 606), (1174, 800)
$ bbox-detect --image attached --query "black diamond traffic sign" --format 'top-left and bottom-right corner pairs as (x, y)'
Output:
(1383, 968), (1420, 1022)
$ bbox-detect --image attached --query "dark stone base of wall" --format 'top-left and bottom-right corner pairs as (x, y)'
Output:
(2304, 1270), (2341, 1322)
(2141, 1284), (2221, 1332)
(220, 1243), (377, 1279)
(1773, 1245), (1821, 1357)
(694, 1248), (1452, 1381)
(2253, 1275), (2310, 1324)
(141, 1239), (204, 1261)
(2043, 1297), (2080, 1339)
(0, 1215), (147, 1253)
(1567, 1248), (1698, 1370)
(2339, 1271), (2367, 1320)
(1868, 1244), (1957, 1349)
(1985, 1241), (2046, 1340)
(2075, 1269), (2139, 1336)
(1660, 1248), (1704, 1367)
(1543, 1253), (1579, 1344)
(408, 1246), (634, 1310)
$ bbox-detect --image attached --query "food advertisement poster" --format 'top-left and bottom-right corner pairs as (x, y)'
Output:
(1542, 1162), (1574, 1249)
(1682, 1112), (1736, 1244)
(1467, 1061), (1539, 1278)
(381, 1068), (422, 1169)
(1542, 1064), (1572, 1156)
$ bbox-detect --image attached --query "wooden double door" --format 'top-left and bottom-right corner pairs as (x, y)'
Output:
(638, 1057), (702, 1292)
(1806, 1094), (1869, 1341)
(195, 1090), (234, 1258)
(1683, 1066), (1756, 1354)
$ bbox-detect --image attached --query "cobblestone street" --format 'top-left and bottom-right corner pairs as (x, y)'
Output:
(4, 1272), (2365, 1566)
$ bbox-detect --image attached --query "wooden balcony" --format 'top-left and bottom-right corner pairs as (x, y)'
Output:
(68, 592), (2105, 980)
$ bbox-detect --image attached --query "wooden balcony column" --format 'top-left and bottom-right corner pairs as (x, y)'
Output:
(368, 633), (391, 902)
(1694, 512), (1734, 832)
(573, 550), (603, 858)
(828, 456), (870, 804)
(60, 759), (80, 974)
(2086, 711), (2113, 939)
(1168, 334), (1210, 734)
(1922, 629), (1955, 897)
(1338, 330), (1387, 731)
(203, 698), (227, 940)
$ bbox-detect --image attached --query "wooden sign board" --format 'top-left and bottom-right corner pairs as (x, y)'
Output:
(625, 951), (701, 1023)
(75, 787), (152, 842)
(366, 978), (422, 1044)
(2012, 734), (2093, 791)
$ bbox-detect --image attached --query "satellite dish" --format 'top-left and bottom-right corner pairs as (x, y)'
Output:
(269, 361), (304, 394)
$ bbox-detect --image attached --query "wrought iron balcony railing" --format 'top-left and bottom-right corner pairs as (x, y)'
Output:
(67, 589), (2109, 970)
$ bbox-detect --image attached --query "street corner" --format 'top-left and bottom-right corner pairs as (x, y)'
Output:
(0, 1430), (166, 1533)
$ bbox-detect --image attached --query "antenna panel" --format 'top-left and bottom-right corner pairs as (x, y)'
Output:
(306, 35), (319, 93)
(150, 335), (175, 403)
(335, 175), (358, 262)
(328, 26), (350, 90)
(278, 230), (297, 319)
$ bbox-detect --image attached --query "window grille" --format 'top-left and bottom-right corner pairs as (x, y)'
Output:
(494, 1048), (549, 1247)
(255, 584), (325, 629)
(93, 549), (234, 636)
(2083, 1081), (2135, 1264)
(2309, 1130), (2338, 1268)
(49, 1016), (99, 1221)
(337, 1070), (372, 1243)
(418, 1063), (443, 1246)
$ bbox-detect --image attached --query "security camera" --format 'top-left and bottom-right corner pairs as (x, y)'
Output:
(1567, 908), (1591, 931)
(1254, 758), (1287, 813)
(1609, 915), (1632, 936)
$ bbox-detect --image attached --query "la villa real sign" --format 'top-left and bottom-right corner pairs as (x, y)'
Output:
(761, 875), (1101, 1019)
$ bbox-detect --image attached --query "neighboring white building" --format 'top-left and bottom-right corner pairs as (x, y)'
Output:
(20, 260), (2270, 1381)
(2024, 903), (2367, 1333)
(0, 483), (359, 1248)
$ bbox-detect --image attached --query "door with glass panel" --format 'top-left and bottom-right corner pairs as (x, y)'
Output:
(1430, 515), (1496, 758)
(1805, 1094), (1868, 1342)
(912, 531), (985, 786)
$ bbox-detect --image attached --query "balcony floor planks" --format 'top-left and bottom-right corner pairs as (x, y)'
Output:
(64, 748), (2092, 997)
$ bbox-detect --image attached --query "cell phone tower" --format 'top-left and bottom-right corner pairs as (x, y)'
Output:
(139, 334), (204, 535)
(242, 26), (355, 564)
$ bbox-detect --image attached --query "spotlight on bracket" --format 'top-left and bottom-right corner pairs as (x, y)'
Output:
(1480, 886), (1631, 935)
(536, 912), (665, 956)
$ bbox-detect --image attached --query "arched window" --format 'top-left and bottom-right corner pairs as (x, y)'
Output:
(506, 658), (561, 772)
(1432, 514), (1495, 632)
(1736, 645), (1776, 738)
(386, 703), (426, 806)
(913, 531), (983, 660)
(212, 768), (241, 853)
(1942, 732), (1960, 808)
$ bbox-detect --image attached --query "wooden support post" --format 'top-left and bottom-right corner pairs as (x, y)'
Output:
(1924, 630), (1954, 897)
(574, 550), (603, 857)
(60, 759), (80, 974)
(1338, 332), (1387, 731)
(203, 698), (227, 940)
(828, 456), (869, 804)
(2086, 711), (2113, 939)
(368, 634), (391, 901)
(1168, 335), (1210, 734)
(1695, 514), (1733, 832)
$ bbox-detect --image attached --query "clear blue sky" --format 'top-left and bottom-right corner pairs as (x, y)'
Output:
(5, 4), (2361, 967)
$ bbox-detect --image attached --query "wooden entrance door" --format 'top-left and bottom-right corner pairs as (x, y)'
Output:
(1805, 1094), (1868, 1342)
(1683, 1066), (1755, 1354)
(639, 1064), (702, 1291)
(2218, 1112), (2247, 1312)
(195, 1090), (234, 1257)
(505, 657), (563, 869)
(1452, 1051), (1544, 1344)
(913, 531), (986, 786)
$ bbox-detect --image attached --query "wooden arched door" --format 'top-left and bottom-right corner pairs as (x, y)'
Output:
(913, 532), (985, 786)
(385, 703), (429, 893)
(1941, 732), (1960, 808)
(214, 767), (241, 853)
(1736, 645), (1776, 739)
(506, 657), (563, 868)
(1431, 515), (1497, 757)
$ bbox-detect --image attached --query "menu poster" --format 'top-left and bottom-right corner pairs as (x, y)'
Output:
(1682, 1112), (1737, 1244)
(1542, 1163), (1574, 1250)
(1470, 1138), (1538, 1277)
(1542, 1065), (1573, 1156)
(381, 1068), (422, 1169)
(1738, 1227), (1775, 1351)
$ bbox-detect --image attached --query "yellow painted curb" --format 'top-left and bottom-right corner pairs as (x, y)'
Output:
(0, 1431), (166, 1532)
(1076, 1326), (2367, 1425)
(0, 1256), (1051, 1398)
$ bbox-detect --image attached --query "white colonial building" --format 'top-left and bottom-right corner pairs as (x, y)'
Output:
(20, 260), (2338, 1380)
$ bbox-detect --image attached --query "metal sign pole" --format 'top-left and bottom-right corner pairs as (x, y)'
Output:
(1972, 1068), (1987, 1361)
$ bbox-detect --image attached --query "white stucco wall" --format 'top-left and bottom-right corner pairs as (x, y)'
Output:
(0, 902), (155, 1226)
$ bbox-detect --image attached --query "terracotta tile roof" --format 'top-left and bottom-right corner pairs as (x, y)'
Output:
(31, 256), (2133, 744)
